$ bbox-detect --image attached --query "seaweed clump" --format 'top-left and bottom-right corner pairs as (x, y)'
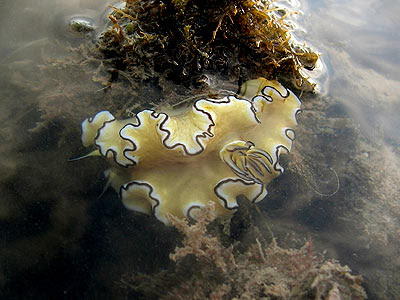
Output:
(99, 0), (319, 91)
(120, 202), (367, 300)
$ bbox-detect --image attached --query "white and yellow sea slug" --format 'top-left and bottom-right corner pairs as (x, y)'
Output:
(76, 78), (301, 225)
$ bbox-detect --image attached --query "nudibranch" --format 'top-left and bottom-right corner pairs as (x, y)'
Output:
(78, 78), (301, 225)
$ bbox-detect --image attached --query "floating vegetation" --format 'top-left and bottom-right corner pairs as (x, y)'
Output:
(98, 0), (320, 91)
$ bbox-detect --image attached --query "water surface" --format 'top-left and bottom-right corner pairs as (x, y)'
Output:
(0, 0), (399, 299)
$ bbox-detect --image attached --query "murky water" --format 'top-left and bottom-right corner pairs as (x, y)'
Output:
(0, 0), (399, 299)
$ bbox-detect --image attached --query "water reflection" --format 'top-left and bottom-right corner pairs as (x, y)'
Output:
(294, 1), (400, 298)
(305, 0), (400, 145)
(0, 0), (399, 299)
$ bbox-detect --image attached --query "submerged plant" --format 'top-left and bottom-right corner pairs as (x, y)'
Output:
(120, 202), (367, 300)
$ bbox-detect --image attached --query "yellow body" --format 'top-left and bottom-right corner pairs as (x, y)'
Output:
(80, 78), (301, 225)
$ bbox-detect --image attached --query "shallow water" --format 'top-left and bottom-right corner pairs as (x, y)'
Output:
(0, 0), (399, 299)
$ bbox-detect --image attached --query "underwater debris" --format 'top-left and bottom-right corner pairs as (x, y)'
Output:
(98, 0), (319, 91)
(68, 16), (97, 35)
(120, 202), (367, 300)
(76, 78), (301, 224)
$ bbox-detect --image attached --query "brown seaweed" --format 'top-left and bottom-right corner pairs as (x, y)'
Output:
(120, 202), (367, 300)
(99, 0), (319, 91)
